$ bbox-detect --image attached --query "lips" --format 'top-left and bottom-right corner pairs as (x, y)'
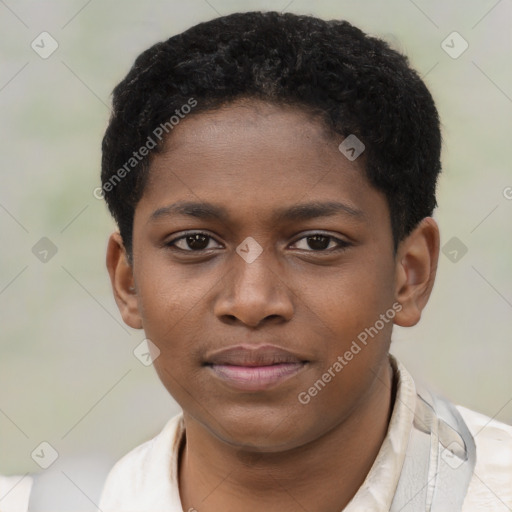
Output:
(206, 345), (305, 366)
(205, 345), (308, 391)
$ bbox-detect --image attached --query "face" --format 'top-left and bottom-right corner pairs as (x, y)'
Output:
(124, 100), (401, 451)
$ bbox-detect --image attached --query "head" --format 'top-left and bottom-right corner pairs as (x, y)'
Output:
(103, 12), (441, 451)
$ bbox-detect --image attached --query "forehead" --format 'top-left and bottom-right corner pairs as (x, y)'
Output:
(155, 99), (340, 175)
(137, 99), (387, 226)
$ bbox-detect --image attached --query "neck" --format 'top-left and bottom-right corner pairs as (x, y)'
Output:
(179, 361), (394, 512)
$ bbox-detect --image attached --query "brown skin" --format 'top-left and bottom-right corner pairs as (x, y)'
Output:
(106, 99), (439, 512)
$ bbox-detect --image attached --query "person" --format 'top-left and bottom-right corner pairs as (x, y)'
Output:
(4, 10), (509, 512)
(99, 10), (512, 512)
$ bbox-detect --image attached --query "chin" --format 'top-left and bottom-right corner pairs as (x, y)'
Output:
(201, 403), (318, 453)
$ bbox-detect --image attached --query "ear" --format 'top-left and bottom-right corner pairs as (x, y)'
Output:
(106, 232), (143, 329)
(393, 217), (440, 327)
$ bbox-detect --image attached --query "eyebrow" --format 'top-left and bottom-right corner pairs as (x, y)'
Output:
(273, 201), (365, 222)
(149, 202), (229, 223)
(149, 200), (366, 223)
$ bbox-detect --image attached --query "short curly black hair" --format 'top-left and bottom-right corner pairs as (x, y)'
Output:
(101, 11), (441, 255)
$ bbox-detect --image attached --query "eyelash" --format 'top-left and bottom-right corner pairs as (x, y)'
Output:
(165, 231), (351, 253)
(292, 234), (351, 252)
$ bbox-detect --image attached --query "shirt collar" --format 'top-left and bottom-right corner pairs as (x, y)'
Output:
(343, 355), (417, 511)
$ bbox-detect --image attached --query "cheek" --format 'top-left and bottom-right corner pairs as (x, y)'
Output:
(302, 255), (395, 381)
(146, 304), (208, 407)
(297, 302), (394, 424)
(134, 250), (212, 329)
(133, 262), (213, 375)
(300, 254), (395, 335)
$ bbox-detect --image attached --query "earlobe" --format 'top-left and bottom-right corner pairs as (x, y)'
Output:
(106, 233), (143, 329)
(393, 217), (440, 327)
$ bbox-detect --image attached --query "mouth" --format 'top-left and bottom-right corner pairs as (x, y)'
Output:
(204, 345), (308, 392)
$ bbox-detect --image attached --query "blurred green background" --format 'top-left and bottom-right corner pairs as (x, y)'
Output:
(1, 0), (511, 507)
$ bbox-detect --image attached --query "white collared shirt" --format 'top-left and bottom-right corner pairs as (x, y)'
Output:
(2, 360), (511, 511)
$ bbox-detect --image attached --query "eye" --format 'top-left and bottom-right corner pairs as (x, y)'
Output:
(290, 233), (350, 252)
(167, 232), (222, 251)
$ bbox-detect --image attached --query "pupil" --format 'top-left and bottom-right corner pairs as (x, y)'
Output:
(187, 234), (208, 250)
(308, 235), (329, 250)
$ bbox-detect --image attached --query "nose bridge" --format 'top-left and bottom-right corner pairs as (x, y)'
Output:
(236, 251), (273, 294)
(215, 246), (294, 326)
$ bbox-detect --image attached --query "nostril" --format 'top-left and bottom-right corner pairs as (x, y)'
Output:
(219, 314), (240, 325)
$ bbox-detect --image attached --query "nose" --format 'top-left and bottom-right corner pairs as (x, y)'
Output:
(213, 249), (294, 328)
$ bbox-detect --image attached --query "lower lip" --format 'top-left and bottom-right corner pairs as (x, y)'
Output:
(209, 363), (305, 391)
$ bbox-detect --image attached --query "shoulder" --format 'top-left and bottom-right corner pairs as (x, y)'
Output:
(99, 413), (184, 511)
(457, 406), (512, 511)
(0, 474), (33, 512)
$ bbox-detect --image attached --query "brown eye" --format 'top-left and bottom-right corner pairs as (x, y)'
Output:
(168, 232), (221, 251)
(306, 235), (330, 250)
(291, 233), (350, 252)
(185, 234), (209, 250)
